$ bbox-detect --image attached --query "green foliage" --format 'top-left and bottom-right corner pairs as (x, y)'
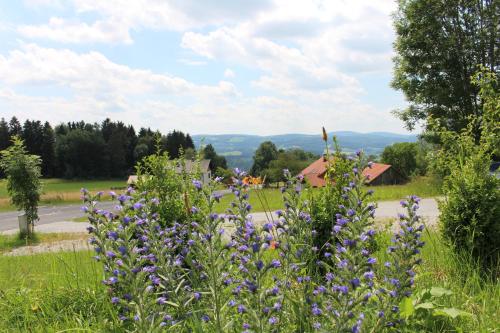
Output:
(435, 69), (500, 271)
(55, 127), (108, 178)
(162, 129), (195, 159)
(308, 136), (353, 258)
(135, 148), (202, 226)
(263, 148), (317, 183)
(250, 141), (279, 177)
(0, 137), (42, 234)
(381, 141), (429, 181)
(202, 144), (227, 171)
(439, 152), (500, 271)
(392, 0), (499, 132)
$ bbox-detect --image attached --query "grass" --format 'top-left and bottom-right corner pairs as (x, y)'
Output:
(0, 230), (497, 332)
(0, 178), (126, 211)
(368, 176), (442, 201)
(0, 232), (87, 254)
(215, 177), (441, 213)
(0, 250), (120, 332)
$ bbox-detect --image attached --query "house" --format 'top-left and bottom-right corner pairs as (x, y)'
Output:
(127, 159), (212, 186)
(300, 156), (398, 187)
(362, 163), (399, 185)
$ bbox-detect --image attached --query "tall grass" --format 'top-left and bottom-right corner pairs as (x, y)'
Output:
(0, 251), (120, 332)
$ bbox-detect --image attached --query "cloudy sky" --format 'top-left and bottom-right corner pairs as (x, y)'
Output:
(0, 0), (412, 135)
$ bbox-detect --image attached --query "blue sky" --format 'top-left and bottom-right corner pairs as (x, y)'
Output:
(0, 0), (413, 135)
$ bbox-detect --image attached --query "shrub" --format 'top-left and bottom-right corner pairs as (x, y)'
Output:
(439, 153), (500, 270)
(434, 68), (500, 271)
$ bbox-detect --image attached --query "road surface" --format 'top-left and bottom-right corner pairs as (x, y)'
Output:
(0, 198), (439, 234)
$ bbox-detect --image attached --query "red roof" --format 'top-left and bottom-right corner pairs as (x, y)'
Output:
(362, 163), (391, 184)
(300, 158), (391, 187)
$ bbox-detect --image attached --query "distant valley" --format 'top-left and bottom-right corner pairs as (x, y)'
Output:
(192, 132), (418, 170)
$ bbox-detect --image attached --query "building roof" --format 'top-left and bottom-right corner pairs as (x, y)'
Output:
(300, 158), (392, 187)
(362, 163), (391, 184)
(299, 156), (331, 187)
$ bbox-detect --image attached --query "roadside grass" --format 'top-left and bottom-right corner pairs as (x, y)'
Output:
(0, 178), (126, 211)
(72, 216), (90, 223)
(368, 176), (442, 201)
(0, 230), (497, 332)
(0, 232), (87, 254)
(0, 250), (120, 332)
(215, 177), (441, 213)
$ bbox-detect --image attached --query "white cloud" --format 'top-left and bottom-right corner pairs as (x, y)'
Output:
(18, 17), (133, 44)
(223, 68), (235, 78)
(3, 0), (409, 135)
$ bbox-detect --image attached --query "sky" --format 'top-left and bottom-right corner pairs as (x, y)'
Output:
(0, 0), (413, 136)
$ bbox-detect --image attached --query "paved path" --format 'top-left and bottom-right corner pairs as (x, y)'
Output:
(0, 198), (439, 235)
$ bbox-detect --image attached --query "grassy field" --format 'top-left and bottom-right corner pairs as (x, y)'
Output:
(0, 230), (497, 332)
(0, 177), (439, 213)
(0, 178), (126, 211)
(215, 177), (441, 213)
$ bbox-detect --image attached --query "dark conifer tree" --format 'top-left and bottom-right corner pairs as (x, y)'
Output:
(0, 118), (10, 151)
(8, 116), (22, 138)
(40, 122), (56, 177)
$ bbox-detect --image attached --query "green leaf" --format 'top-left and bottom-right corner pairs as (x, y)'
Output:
(415, 302), (435, 310)
(433, 308), (470, 319)
(430, 287), (453, 297)
(399, 297), (415, 319)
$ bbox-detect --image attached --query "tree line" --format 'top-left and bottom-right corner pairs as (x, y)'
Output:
(0, 117), (227, 179)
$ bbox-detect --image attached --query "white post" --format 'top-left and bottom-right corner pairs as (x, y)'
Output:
(18, 213), (28, 234)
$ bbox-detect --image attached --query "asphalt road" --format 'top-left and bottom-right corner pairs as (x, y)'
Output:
(0, 198), (439, 234)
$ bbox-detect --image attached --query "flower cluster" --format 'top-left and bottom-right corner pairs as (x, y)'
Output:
(82, 187), (193, 331)
(374, 195), (425, 329)
(83, 152), (426, 332)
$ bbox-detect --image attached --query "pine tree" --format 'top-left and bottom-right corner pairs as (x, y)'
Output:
(8, 116), (22, 138)
(0, 118), (10, 151)
(40, 122), (56, 177)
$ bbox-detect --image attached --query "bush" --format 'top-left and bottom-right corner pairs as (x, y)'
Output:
(439, 153), (500, 270)
(435, 68), (500, 272)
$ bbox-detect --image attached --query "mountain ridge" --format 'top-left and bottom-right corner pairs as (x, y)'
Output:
(192, 131), (418, 170)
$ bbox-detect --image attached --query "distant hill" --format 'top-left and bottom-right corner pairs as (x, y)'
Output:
(192, 132), (418, 170)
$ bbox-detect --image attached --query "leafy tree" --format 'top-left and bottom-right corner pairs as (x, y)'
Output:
(263, 148), (317, 183)
(381, 142), (420, 181)
(392, 0), (499, 132)
(250, 141), (279, 176)
(40, 122), (56, 177)
(203, 144), (227, 171)
(0, 136), (42, 237)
